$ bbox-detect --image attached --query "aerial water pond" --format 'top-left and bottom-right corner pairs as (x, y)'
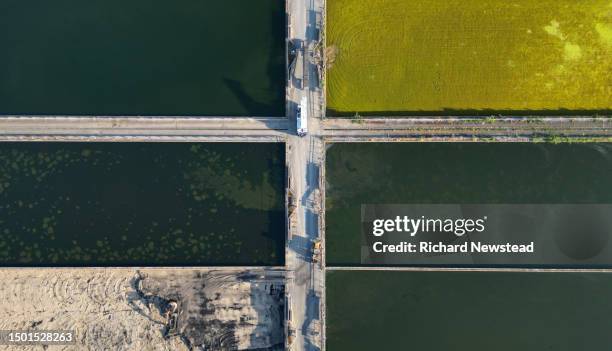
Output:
(327, 270), (612, 350)
(0, 143), (286, 266)
(0, 0), (285, 116)
(327, 0), (612, 115)
(325, 143), (612, 265)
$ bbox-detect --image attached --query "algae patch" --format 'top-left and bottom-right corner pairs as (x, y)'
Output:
(595, 23), (612, 46)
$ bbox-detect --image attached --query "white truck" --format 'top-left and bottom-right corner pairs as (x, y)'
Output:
(296, 96), (308, 137)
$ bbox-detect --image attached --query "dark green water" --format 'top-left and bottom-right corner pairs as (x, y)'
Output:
(0, 0), (285, 116)
(327, 270), (612, 351)
(0, 143), (285, 266)
(325, 143), (612, 265)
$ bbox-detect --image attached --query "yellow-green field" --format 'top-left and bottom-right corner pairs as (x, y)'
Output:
(327, 0), (612, 115)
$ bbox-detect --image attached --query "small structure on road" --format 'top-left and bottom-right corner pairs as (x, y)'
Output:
(297, 96), (308, 136)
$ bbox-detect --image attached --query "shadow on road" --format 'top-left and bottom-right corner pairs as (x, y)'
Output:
(301, 289), (321, 351)
(305, 208), (319, 239)
(289, 235), (312, 261)
(301, 161), (319, 206)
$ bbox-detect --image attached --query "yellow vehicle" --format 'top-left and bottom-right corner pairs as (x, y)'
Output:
(312, 240), (321, 263)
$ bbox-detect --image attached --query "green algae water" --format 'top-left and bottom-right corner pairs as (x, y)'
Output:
(327, 270), (612, 351)
(325, 143), (612, 265)
(0, 0), (285, 116)
(0, 143), (285, 266)
(327, 0), (612, 115)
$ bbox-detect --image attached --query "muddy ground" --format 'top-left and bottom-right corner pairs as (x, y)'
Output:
(0, 268), (285, 350)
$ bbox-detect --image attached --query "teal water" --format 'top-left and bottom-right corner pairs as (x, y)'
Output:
(325, 143), (612, 264)
(327, 270), (612, 351)
(0, 0), (285, 116)
(0, 143), (285, 266)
